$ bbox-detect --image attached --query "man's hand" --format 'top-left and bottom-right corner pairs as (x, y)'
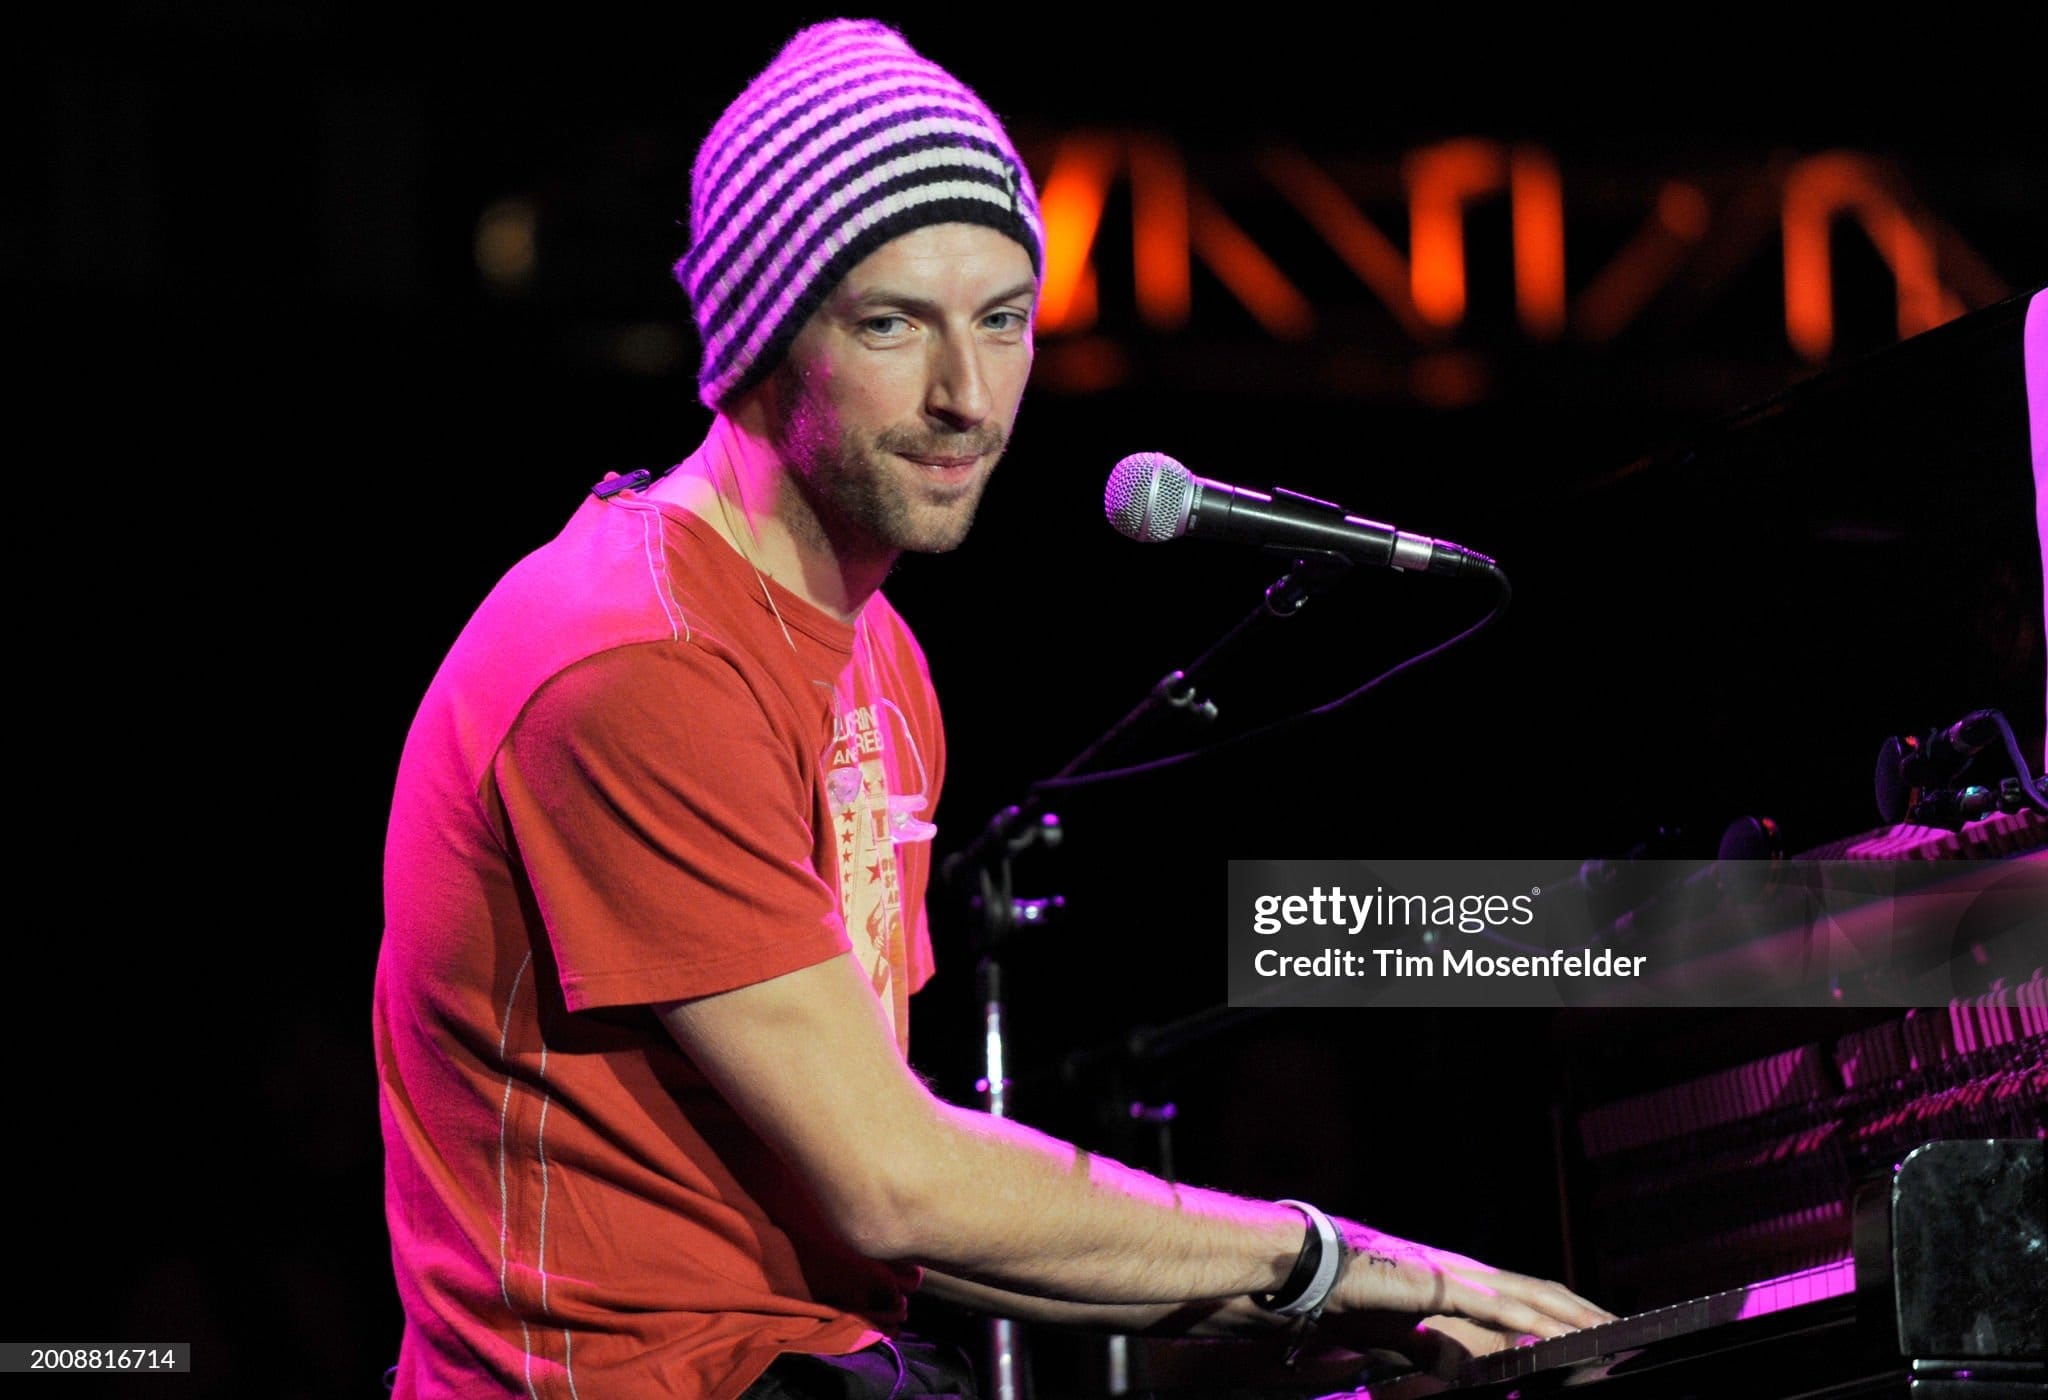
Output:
(1406, 1315), (1538, 1380)
(1322, 1224), (1613, 1351)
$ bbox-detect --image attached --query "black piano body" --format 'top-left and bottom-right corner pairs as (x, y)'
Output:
(1355, 1138), (2043, 1400)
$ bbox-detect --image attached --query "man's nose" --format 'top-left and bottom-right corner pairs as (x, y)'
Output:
(924, 333), (991, 430)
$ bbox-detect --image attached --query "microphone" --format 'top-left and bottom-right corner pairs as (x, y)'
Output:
(1103, 452), (1501, 580)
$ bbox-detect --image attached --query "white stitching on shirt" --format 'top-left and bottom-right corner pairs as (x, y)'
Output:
(609, 496), (691, 643)
(535, 1045), (554, 1321)
(494, 952), (544, 1399)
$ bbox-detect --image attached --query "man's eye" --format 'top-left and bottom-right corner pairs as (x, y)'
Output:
(862, 315), (909, 335)
(983, 311), (1027, 332)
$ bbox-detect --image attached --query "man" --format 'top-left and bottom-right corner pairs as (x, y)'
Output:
(376, 19), (1608, 1398)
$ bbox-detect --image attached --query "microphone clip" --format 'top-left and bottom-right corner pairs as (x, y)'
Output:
(590, 468), (654, 500)
(1263, 550), (1353, 616)
(1152, 670), (1219, 725)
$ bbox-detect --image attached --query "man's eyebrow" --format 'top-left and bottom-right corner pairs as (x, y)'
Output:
(839, 281), (1040, 316)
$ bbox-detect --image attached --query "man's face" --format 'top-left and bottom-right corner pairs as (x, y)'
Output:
(766, 222), (1037, 559)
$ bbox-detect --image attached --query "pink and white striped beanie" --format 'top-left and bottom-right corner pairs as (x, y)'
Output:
(675, 19), (1044, 410)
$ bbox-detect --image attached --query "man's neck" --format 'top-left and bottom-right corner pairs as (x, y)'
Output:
(646, 413), (890, 622)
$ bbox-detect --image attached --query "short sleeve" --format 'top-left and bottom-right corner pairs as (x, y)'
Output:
(494, 641), (851, 1012)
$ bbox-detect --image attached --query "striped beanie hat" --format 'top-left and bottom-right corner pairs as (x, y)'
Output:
(676, 19), (1044, 410)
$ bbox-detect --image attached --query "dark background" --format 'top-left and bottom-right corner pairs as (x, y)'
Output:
(13, 6), (2046, 1395)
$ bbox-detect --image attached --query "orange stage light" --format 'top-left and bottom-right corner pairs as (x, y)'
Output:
(1404, 138), (1506, 328)
(1259, 149), (1430, 338)
(1511, 147), (1566, 340)
(1035, 133), (1122, 333)
(1189, 187), (1315, 340)
(1129, 136), (1191, 331)
(1782, 152), (1957, 362)
(1572, 180), (1711, 344)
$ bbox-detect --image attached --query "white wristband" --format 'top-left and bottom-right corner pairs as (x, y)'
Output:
(1270, 1199), (1344, 1319)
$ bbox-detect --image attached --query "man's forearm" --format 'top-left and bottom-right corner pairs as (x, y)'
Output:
(661, 958), (1306, 1306)
(916, 1271), (1407, 1392)
(870, 1098), (1306, 1305)
(916, 1268), (1263, 1337)
(661, 957), (1608, 1340)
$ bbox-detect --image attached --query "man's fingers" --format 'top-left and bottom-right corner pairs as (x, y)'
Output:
(1334, 1229), (1618, 1340)
(1450, 1276), (1608, 1340)
(1409, 1316), (1491, 1380)
(1549, 1286), (1617, 1328)
(1543, 1287), (1615, 1329)
(1510, 1276), (1616, 1329)
(1495, 1297), (1578, 1341)
(1465, 1269), (1616, 1332)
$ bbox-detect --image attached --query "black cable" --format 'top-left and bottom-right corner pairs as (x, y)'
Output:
(1029, 567), (1512, 794)
(1988, 711), (2048, 814)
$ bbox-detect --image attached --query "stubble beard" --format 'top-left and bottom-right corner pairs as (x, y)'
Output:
(769, 363), (1008, 563)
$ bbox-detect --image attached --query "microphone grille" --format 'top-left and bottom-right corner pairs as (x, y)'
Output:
(1104, 452), (1194, 543)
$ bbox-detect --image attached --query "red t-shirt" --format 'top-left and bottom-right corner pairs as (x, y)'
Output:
(376, 489), (944, 1398)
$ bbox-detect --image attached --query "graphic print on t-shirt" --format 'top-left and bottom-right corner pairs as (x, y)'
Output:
(825, 699), (908, 1041)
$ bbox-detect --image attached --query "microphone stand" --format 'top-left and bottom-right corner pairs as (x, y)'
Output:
(943, 550), (1352, 889)
(1045, 1006), (1274, 1395)
(944, 552), (1351, 1400)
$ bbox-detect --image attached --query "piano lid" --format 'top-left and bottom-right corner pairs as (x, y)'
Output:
(1491, 287), (2047, 850)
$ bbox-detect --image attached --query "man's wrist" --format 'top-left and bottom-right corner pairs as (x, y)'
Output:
(1253, 1200), (1347, 1318)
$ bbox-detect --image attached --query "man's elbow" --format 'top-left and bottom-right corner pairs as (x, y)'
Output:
(814, 1145), (948, 1260)
(810, 1094), (991, 1261)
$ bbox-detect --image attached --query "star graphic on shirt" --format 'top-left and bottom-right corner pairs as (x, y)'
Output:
(866, 860), (882, 884)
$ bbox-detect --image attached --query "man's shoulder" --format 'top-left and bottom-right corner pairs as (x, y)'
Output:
(488, 494), (699, 641)
(461, 492), (769, 676)
(399, 492), (781, 785)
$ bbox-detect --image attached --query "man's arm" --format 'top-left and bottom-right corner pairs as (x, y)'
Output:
(917, 1271), (1521, 1383)
(916, 1270), (1254, 1338)
(658, 953), (1609, 1338)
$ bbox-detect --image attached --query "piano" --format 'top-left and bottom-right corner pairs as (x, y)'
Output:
(1350, 1137), (2043, 1400)
(1331, 284), (2048, 1399)
(1333, 991), (2046, 1400)
(1027, 1012), (2044, 1400)
(1003, 288), (2048, 1400)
